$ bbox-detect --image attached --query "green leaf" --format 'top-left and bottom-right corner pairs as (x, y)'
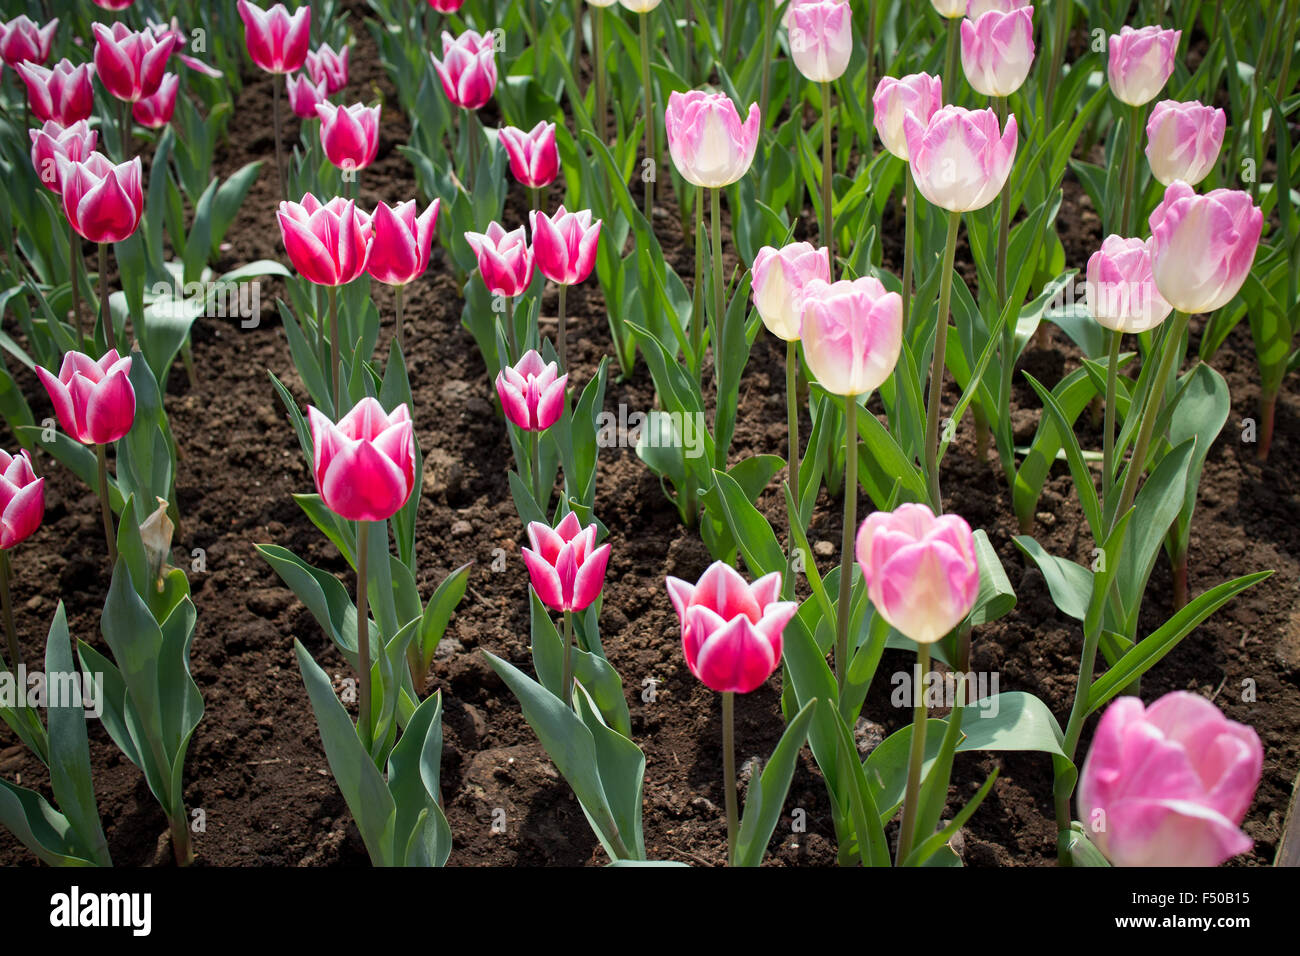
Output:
(1013, 535), (1093, 622)
(733, 698), (816, 867)
(968, 529), (1016, 627)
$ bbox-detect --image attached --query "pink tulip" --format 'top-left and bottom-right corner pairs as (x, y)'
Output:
(966, 0), (1030, 15)
(30, 120), (97, 193)
(751, 242), (831, 341)
(0, 16), (57, 68)
(872, 72), (944, 162)
(665, 90), (761, 189)
(464, 222), (534, 297)
(306, 397), (415, 522)
(285, 72), (328, 119)
(799, 276), (902, 396)
(0, 449), (44, 551)
(427, 0), (465, 9)
(237, 0), (311, 74)
(35, 350), (136, 446)
(930, 0), (966, 16)
(305, 42), (349, 94)
(316, 102), (380, 173)
(1078, 692), (1262, 867)
(15, 60), (96, 125)
(92, 22), (176, 103)
(277, 194), (373, 287)
(1145, 99), (1226, 187)
(665, 562), (797, 694)
(132, 72), (179, 129)
(787, 0), (852, 84)
(1108, 26), (1181, 107)
(367, 199), (439, 287)
(1085, 236), (1173, 334)
(904, 105), (1017, 212)
(855, 503), (978, 645)
(961, 7), (1035, 98)
(495, 349), (567, 433)
(92, 0), (135, 9)
(529, 206), (601, 287)
(58, 153), (144, 244)
(1148, 181), (1262, 314)
(430, 30), (497, 111)
(521, 512), (610, 614)
(499, 121), (559, 190)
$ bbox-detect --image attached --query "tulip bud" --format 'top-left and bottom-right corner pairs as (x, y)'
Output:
(530, 206), (601, 287)
(316, 101), (381, 173)
(91, 22), (176, 102)
(35, 349), (136, 446)
(1078, 692), (1262, 867)
(139, 496), (175, 589)
(904, 105), (1017, 212)
(1144, 99), (1225, 187)
(930, 0), (966, 17)
(1108, 25), (1181, 107)
(367, 199), (439, 287)
(285, 72), (328, 119)
(855, 503), (979, 645)
(495, 350), (567, 433)
(0, 15), (57, 67)
(799, 276), (902, 396)
(59, 153), (144, 244)
(430, 30), (497, 111)
(427, 0), (464, 9)
(498, 121), (560, 190)
(277, 194), (373, 287)
(521, 513), (611, 614)
(961, 7), (1035, 98)
(132, 72), (179, 129)
(306, 397), (415, 522)
(751, 242), (831, 341)
(664, 90), (761, 189)
(787, 0), (852, 84)
(1148, 181), (1262, 314)
(665, 562), (798, 694)
(15, 60), (96, 126)
(464, 222), (534, 297)
(0, 449), (45, 551)
(872, 72), (943, 162)
(236, 0), (311, 74)
(618, 0), (662, 10)
(1085, 235), (1173, 334)
(30, 120), (97, 193)
(305, 42), (349, 94)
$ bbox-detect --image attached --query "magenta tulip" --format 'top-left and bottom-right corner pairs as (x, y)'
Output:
(1078, 692), (1262, 867)
(0, 449), (44, 551)
(495, 350), (567, 433)
(1085, 235), (1172, 334)
(0, 16), (57, 68)
(1108, 26), (1181, 107)
(787, 0), (852, 84)
(430, 30), (497, 111)
(236, 0), (311, 74)
(464, 222), (534, 297)
(751, 242), (831, 341)
(277, 194), (373, 287)
(961, 6), (1035, 98)
(799, 276), (902, 396)
(15, 60), (96, 126)
(92, 0), (135, 9)
(855, 503), (979, 645)
(666, 562), (797, 694)
(305, 42), (349, 94)
(529, 206), (601, 287)
(307, 397), (415, 523)
(285, 72), (328, 119)
(872, 72), (944, 162)
(367, 200), (439, 287)
(132, 73), (179, 129)
(316, 102), (380, 173)
(521, 513), (610, 614)
(35, 350), (136, 446)
(665, 90), (761, 189)
(498, 121), (560, 190)
(30, 121), (97, 193)
(1145, 99), (1226, 187)
(1148, 181), (1262, 314)
(904, 105), (1017, 212)
(58, 153), (144, 244)
(92, 22), (176, 103)
(427, 0), (464, 9)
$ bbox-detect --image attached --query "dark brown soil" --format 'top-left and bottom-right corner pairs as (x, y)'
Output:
(0, 11), (1296, 867)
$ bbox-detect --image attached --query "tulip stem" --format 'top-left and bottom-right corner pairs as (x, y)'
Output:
(118, 99), (130, 162)
(786, 338), (801, 539)
(329, 285), (341, 415)
(639, 12), (655, 221)
(943, 17), (961, 104)
(98, 244), (116, 354)
(710, 187), (726, 471)
(531, 430), (544, 511)
(1044, 0), (1073, 120)
(95, 443), (117, 567)
(690, 187), (705, 377)
(394, 284), (405, 358)
(593, 7), (607, 142)
(505, 295), (518, 364)
(1055, 584), (1107, 864)
(925, 211), (961, 514)
(68, 220), (83, 345)
(355, 520), (372, 746)
(820, 81), (834, 274)
(0, 551), (20, 673)
(1102, 329), (1122, 503)
(895, 643), (930, 865)
(561, 610), (574, 709)
(272, 78), (286, 205)
(1120, 103), (1142, 235)
(994, 98), (1015, 483)
(834, 393), (857, 692)
(169, 812), (194, 867)
(902, 165), (915, 332)
(759, 0), (774, 129)
(466, 109), (479, 193)
(722, 689), (738, 865)
(557, 283), (568, 372)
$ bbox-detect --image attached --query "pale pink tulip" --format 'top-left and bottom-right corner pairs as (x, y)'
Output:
(931, 0), (966, 16)
(495, 350), (567, 433)
(787, 0), (852, 84)
(307, 397), (415, 522)
(872, 72), (944, 162)
(1145, 99), (1225, 187)
(1108, 26), (1181, 107)
(35, 350), (136, 446)
(966, 0), (1029, 14)
(904, 105), (1017, 212)
(1148, 182), (1262, 314)
(799, 276), (902, 396)
(664, 90), (761, 189)
(961, 6), (1035, 98)
(522, 512), (610, 614)
(1085, 235), (1173, 334)
(751, 242), (831, 341)
(529, 206), (601, 286)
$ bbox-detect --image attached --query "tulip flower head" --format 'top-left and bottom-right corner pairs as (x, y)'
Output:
(316, 101), (380, 173)
(495, 350), (567, 433)
(618, 0), (662, 10)
(872, 72), (944, 162)
(14, 60), (96, 126)
(58, 153), (144, 244)
(855, 503), (979, 645)
(787, 0), (852, 84)
(30, 120), (98, 193)
(1148, 181), (1262, 315)
(1145, 99), (1226, 187)
(35, 350), (136, 446)
(93, 0), (136, 9)
(285, 72), (328, 119)
(966, 0), (1029, 14)
(931, 0), (966, 16)
(1085, 235), (1173, 334)
(427, 0), (465, 9)
(307, 398), (415, 523)
(961, 6), (1035, 98)
(799, 276), (902, 396)
(666, 562), (798, 694)
(1078, 692), (1262, 867)
(91, 22), (176, 102)
(904, 105), (1018, 212)
(521, 513), (611, 614)
(305, 42), (349, 94)
(236, 0), (311, 75)
(498, 121), (560, 190)
(367, 199), (439, 287)
(529, 206), (601, 287)
(430, 30), (497, 111)
(1108, 26), (1181, 107)
(0, 16), (57, 68)
(464, 222), (534, 298)
(664, 90), (761, 189)
(277, 194), (373, 287)
(132, 72), (179, 129)
(0, 449), (44, 551)
(751, 242), (831, 341)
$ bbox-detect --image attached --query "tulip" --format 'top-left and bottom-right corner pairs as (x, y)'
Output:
(1148, 182), (1262, 316)
(872, 72), (944, 162)
(1086, 236), (1172, 335)
(1108, 26), (1181, 108)
(305, 42), (348, 94)
(522, 513), (610, 616)
(15, 60), (96, 126)
(35, 349), (135, 447)
(0, 15), (56, 68)
(464, 222), (534, 297)
(961, 7), (1035, 98)
(430, 30), (497, 111)
(277, 194), (373, 288)
(132, 72), (178, 129)
(904, 105), (1017, 213)
(236, 0), (311, 74)
(367, 199), (439, 353)
(498, 121), (559, 196)
(529, 206), (600, 369)
(495, 349), (567, 434)
(92, 0), (135, 9)
(1145, 99), (1226, 187)
(799, 277), (902, 398)
(966, 0), (1029, 13)
(0, 446), (44, 668)
(930, 0), (966, 16)
(751, 242), (831, 343)
(427, 0), (464, 9)
(618, 0), (661, 9)
(285, 72), (328, 120)
(1078, 692), (1262, 867)
(92, 22), (176, 103)
(30, 120), (97, 193)
(665, 90), (760, 190)
(316, 101), (380, 175)
(59, 153), (144, 245)
(787, 0), (852, 84)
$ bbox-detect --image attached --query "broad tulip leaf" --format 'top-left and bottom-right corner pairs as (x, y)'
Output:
(733, 698), (816, 867)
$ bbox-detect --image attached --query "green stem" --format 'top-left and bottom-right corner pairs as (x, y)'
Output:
(1102, 329), (1122, 503)
(329, 285), (341, 415)
(69, 219), (83, 344)
(0, 551), (20, 671)
(943, 17), (960, 103)
(759, 0), (774, 128)
(272, 78), (286, 204)
(557, 283), (568, 372)
(466, 109), (479, 194)
(505, 294), (518, 364)
(995, 99), (1010, 303)
(786, 338), (801, 537)
(562, 610), (574, 708)
(994, 99), (1015, 483)
(531, 429), (543, 510)
(356, 520), (372, 744)
(95, 442), (117, 566)
(394, 284), (405, 357)
(722, 689), (738, 864)
(820, 81), (834, 273)
(902, 164), (915, 331)
(1120, 104), (1142, 235)
(639, 12), (655, 220)
(710, 187), (726, 471)
(690, 187), (705, 377)
(835, 394), (858, 691)
(594, 7), (607, 141)
(1044, 0), (1072, 119)
(170, 813), (194, 866)
(925, 211), (961, 513)
(1055, 603), (1105, 863)
(896, 643), (931, 864)
(98, 243), (116, 354)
